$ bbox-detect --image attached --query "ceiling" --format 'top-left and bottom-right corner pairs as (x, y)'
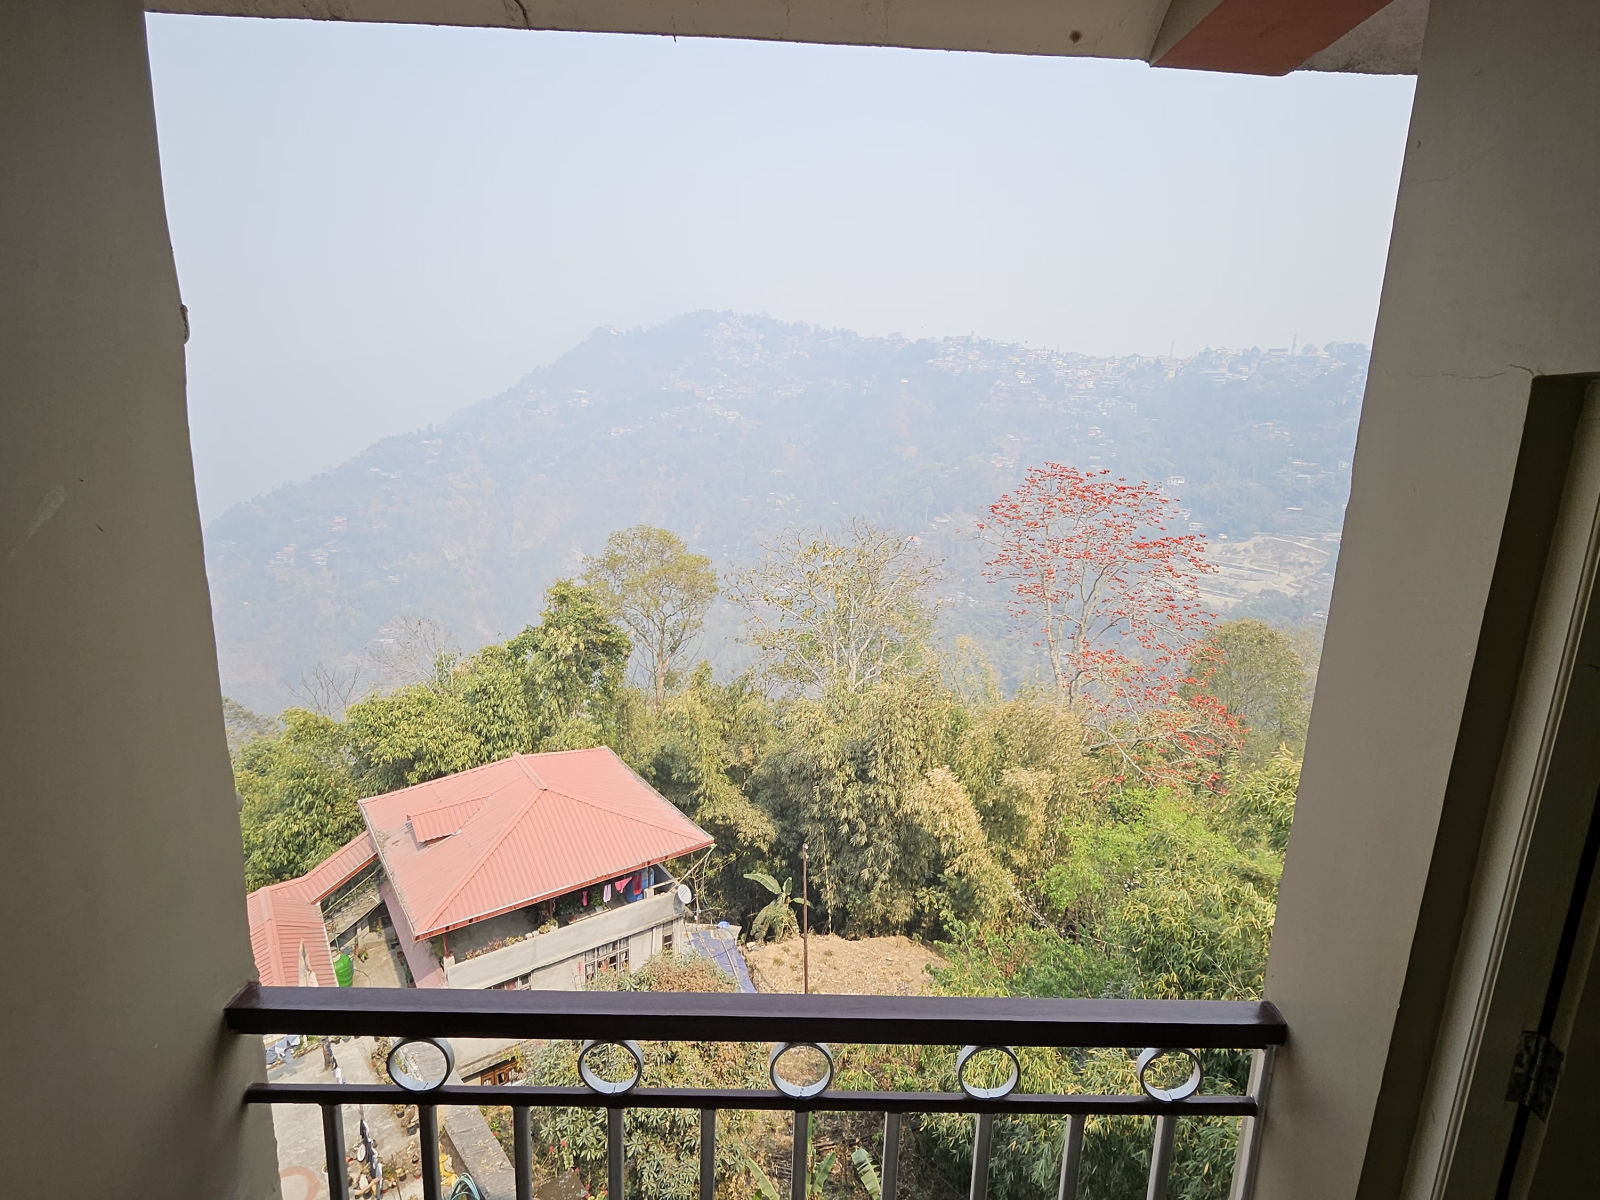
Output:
(148, 0), (1428, 75)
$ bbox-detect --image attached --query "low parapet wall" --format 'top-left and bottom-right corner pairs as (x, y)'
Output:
(445, 889), (683, 990)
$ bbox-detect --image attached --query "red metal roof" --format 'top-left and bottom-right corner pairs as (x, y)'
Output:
(409, 797), (486, 844)
(244, 830), (373, 987)
(361, 748), (713, 940)
(284, 830), (377, 903)
(246, 881), (335, 988)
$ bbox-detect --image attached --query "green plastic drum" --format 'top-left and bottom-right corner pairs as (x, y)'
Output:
(333, 951), (354, 987)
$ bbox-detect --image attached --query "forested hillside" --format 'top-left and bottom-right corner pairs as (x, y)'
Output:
(232, 507), (1312, 1197)
(205, 312), (1363, 711)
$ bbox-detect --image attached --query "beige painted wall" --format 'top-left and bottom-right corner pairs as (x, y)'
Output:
(0, 2), (277, 1195)
(1258, 0), (1600, 1196)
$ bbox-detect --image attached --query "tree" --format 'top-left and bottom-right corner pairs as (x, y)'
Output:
(624, 664), (777, 914)
(1186, 619), (1309, 767)
(743, 871), (800, 942)
(730, 518), (938, 695)
(976, 465), (1215, 710)
(584, 526), (717, 708)
(288, 659), (365, 719)
(507, 579), (632, 747)
(222, 697), (278, 756)
(367, 614), (458, 692)
(236, 708), (364, 888)
(976, 465), (1236, 786)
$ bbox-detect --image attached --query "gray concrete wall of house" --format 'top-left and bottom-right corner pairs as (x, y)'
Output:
(0, 2), (277, 1196)
(1258, 1), (1600, 1197)
(445, 891), (686, 989)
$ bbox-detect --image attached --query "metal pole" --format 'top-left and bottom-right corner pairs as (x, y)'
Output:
(801, 842), (810, 995)
(514, 1106), (533, 1200)
(970, 1112), (995, 1200)
(700, 1109), (717, 1200)
(881, 1112), (901, 1200)
(608, 1106), (625, 1200)
(791, 1111), (809, 1200)
(419, 1105), (442, 1200)
(1146, 1115), (1176, 1200)
(1057, 1114), (1084, 1200)
(321, 1103), (350, 1200)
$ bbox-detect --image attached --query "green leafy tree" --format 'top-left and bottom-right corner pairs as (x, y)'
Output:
(1187, 618), (1309, 767)
(584, 525), (718, 708)
(625, 664), (777, 914)
(508, 579), (632, 747)
(236, 708), (364, 888)
(731, 518), (938, 695)
(750, 675), (1007, 936)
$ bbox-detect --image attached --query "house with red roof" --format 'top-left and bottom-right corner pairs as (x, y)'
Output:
(245, 747), (713, 992)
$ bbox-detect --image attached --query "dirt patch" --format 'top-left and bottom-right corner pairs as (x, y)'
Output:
(743, 934), (946, 995)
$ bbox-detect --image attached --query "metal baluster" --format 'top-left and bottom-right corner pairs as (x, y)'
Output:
(1145, 1115), (1175, 1200)
(700, 1109), (717, 1200)
(791, 1112), (809, 1200)
(419, 1104), (442, 1200)
(513, 1105), (533, 1200)
(969, 1113), (995, 1200)
(1057, 1114), (1084, 1200)
(608, 1107), (626, 1200)
(1227, 1047), (1277, 1200)
(322, 1103), (350, 1200)
(881, 1112), (901, 1200)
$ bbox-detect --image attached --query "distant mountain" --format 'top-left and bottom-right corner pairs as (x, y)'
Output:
(205, 312), (1365, 713)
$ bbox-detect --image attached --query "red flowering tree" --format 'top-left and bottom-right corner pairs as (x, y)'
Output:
(975, 464), (1238, 786)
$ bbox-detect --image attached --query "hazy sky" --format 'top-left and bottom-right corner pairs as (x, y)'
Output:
(146, 16), (1415, 522)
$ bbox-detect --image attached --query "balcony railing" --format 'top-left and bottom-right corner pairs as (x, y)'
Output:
(227, 983), (1285, 1200)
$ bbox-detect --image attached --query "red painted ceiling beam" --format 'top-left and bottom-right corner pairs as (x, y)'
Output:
(1155, 0), (1395, 75)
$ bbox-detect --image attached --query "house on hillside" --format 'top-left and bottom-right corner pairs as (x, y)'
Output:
(245, 747), (712, 991)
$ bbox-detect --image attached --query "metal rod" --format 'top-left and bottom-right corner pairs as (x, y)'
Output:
(322, 1103), (350, 1200)
(1227, 1047), (1277, 1200)
(247, 1082), (1258, 1117)
(700, 1109), (717, 1200)
(227, 981), (1288, 1050)
(881, 1112), (901, 1200)
(970, 1112), (994, 1200)
(1146, 1115), (1176, 1200)
(801, 842), (810, 995)
(419, 1104), (442, 1200)
(514, 1105), (533, 1200)
(609, 1107), (625, 1200)
(1057, 1114), (1084, 1200)
(792, 1111), (809, 1200)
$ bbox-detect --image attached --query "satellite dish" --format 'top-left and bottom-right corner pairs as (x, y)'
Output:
(677, 884), (693, 905)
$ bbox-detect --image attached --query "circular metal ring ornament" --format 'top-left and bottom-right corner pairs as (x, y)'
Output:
(955, 1045), (1021, 1100)
(769, 1042), (835, 1099)
(386, 1037), (455, 1093)
(1135, 1047), (1203, 1103)
(578, 1039), (645, 1095)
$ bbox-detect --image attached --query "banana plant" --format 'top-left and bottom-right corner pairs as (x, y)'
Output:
(742, 1116), (841, 1198)
(744, 870), (800, 942)
(850, 1147), (882, 1199)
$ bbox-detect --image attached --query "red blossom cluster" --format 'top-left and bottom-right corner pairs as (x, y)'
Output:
(976, 463), (1238, 788)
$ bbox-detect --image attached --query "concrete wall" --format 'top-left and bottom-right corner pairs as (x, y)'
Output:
(446, 891), (685, 989)
(1258, 1), (1600, 1197)
(0, 2), (276, 1195)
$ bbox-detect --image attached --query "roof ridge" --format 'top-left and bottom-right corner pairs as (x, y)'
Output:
(419, 784), (548, 934)
(514, 753), (547, 789)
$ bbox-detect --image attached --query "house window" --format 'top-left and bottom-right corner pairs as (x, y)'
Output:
(662, 931), (674, 955)
(583, 939), (630, 980)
